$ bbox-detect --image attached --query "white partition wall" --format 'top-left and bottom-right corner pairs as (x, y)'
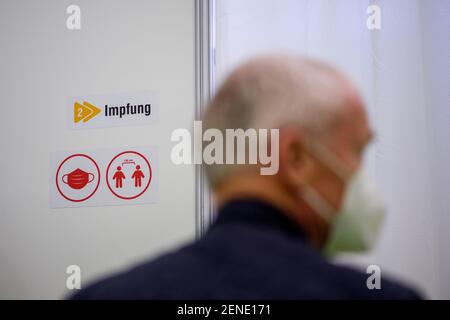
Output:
(215, 0), (450, 299)
(0, 0), (198, 299)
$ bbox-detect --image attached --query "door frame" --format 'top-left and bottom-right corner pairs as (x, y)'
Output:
(195, 0), (216, 237)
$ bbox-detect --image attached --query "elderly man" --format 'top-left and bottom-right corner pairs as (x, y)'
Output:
(73, 56), (421, 299)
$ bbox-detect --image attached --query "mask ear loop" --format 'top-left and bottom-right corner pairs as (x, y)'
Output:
(301, 187), (335, 224)
(303, 138), (353, 182)
(300, 138), (353, 225)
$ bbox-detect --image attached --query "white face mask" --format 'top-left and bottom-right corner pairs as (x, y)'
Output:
(301, 142), (386, 255)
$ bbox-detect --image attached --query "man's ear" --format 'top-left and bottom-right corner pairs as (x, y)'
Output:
(277, 127), (314, 190)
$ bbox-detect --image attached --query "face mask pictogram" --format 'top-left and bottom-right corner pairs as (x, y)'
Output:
(54, 154), (101, 203)
(62, 168), (95, 190)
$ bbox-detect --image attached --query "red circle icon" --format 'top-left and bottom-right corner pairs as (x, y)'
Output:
(56, 154), (100, 202)
(106, 151), (152, 200)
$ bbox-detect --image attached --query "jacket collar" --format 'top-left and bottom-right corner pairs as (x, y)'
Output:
(211, 198), (306, 240)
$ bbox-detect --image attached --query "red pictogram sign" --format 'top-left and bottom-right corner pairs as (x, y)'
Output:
(106, 151), (152, 200)
(56, 154), (100, 202)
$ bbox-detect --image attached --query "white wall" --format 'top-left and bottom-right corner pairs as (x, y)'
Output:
(0, 0), (196, 299)
(215, 0), (450, 299)
(420, 1), (450, 300)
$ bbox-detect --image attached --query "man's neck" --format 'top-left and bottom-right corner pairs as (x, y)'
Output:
(214, 175), (329, 248)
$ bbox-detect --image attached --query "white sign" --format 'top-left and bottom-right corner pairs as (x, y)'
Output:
(68, 91), (158, 130)
(50, 146), (158, 208)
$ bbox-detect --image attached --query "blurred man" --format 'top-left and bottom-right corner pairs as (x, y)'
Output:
(72, 56), (422, 299)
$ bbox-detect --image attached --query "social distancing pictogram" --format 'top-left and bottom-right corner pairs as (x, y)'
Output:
(106, 151), (152, 200)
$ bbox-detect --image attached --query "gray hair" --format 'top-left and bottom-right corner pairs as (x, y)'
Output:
(202, 55), (356, 188)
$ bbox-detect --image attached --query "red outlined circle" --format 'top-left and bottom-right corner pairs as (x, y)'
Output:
(55, 154), (101, 202)
(106, 151), (152, 200)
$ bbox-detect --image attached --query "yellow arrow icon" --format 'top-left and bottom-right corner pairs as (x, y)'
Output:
(74, 101), (101, 123)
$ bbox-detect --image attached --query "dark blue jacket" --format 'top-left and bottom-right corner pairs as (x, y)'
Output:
(72, 199), (422, 299)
